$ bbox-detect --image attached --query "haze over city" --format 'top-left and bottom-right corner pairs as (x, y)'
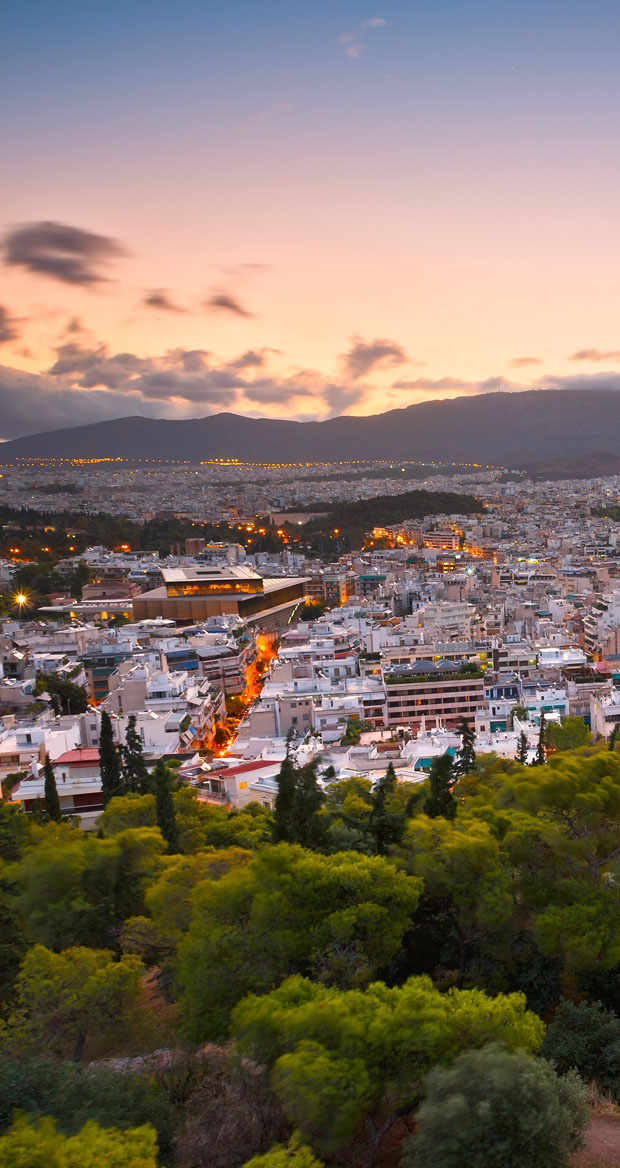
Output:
(3, 0), (620, 439)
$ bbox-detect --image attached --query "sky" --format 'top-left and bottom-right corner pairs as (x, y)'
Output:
(2, 0), (620, 439)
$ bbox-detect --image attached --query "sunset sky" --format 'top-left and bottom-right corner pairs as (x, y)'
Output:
(2, 0), (620, 438)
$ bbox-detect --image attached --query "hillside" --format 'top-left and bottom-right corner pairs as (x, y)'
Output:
(523, 451), (620, 481)
(3, 389), (620, 465)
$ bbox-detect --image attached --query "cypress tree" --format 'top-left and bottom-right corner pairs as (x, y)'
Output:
(153, 760), (180, 853)
(516, 729), (529, 765)
(424, 753), (457, 820)
(610, 725), (619, 752)
(99, 710), (123, 807)
(43, 753), (62, 822)
(533, 711), (547, 766)
(453, 716), (476, 777)
(273, 754), (297, 843)
(367, 761), (405, 855)
(294, 759), (326, 849)
(121, 714), (150, 793)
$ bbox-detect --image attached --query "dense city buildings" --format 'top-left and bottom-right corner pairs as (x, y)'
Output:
(3, 455), (620, 817)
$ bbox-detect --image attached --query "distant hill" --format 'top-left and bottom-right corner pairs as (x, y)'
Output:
(3, 389), (620, 466)
(523, 451), (620, 481)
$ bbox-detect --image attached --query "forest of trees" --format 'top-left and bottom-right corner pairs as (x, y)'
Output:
(2, 738), (620, 1165)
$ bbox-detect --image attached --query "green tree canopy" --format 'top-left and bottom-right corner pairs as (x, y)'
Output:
(243, 1137), (324, 1168)
(232, 975), (544, 1160)
(547, 716), (592, 752)
(15, 826), (165, 950)
(541, 998), (620, 1098)
(0, 1114), (158, 1168)
(401, 816), (513, 984)
(177, 844), (422, 1041)
(1, 945), (145, 1061)
(401, 1044), (587, 1168)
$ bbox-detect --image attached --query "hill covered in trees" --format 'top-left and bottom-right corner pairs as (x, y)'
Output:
(2, 737), (620, 1166)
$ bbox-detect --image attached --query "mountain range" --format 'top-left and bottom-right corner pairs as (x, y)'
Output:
(1, 389), (620, 468)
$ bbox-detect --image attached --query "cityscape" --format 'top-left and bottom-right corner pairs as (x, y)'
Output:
(3, 2), (620, 1167)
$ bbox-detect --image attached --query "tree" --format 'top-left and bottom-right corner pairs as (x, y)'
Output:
(98, 794), (157, 836)
(541, 998), (620, 1098)
(547, 716), (591, 753)
(0, 1114), (158, 1168)
(465, 750), (620, 975)
(401, 1045), (587, 1168)
(340, 716), (366, 745)
(367, 763), (405, 855)
(2, 944), (145, 1061)
(533, 711), (547, 766)
(453, 717), (476, 777)
(324, 777), (374, 853)
(0, 803), (30, 863)
(610, 724), (619, 752)
(232, 976), (544, 1163)
(43, 754), (62, 823)
(153, 761), (179, 854)
(0, 1059), (176, 1158)
(516, 729), (529, 764)
(401, 816), (513, 986)
(273, 755), (297, 843)
(292, 760), (325, 850)
(510, 704), (529, 728)
(34, 672), (88, 716)
(99, 712), (123, 807)
(273, 757), (325, 849)
(424, 754), (456, 819)
(120, 716), (150, 794)
(243, 1138), (324, 1168)
(15, 825), (165, 951)
(177, 845), (422, 1041)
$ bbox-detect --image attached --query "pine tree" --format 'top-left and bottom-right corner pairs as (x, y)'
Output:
(424, 753), (457, 820)
(453, 716), (476, 777)
(153, 760), (180, 853)
(99, 710), (123, 807)
(367, 761), (405, 855)
(43, 753), (62, 822)
(121, 714), (150, 793)
(273, 754), (298, 842)
(533, 711), (547, 766)
(516, 729), (529, 765)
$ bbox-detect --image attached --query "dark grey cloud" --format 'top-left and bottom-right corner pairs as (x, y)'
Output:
(66, 316), (85, 334)
(48, 342), (109, 376)
(0, 305), (19, 344)
(570, 348), (620, 362)
(2, 220), (127, 286)
(341, 335), (408, 380)
(322, 383), (367, 415)
(242, 378), (314, 405)
(392, 375), (514, 393)
(511, 356), (543, 367)
(143, 289), (187, 313)
(163, 349), (210, 373)
(205, 289), (254, 317)
(0, 364), (173, 440)
(228, 349), (266, 369)
(541, 372), (620, 392)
